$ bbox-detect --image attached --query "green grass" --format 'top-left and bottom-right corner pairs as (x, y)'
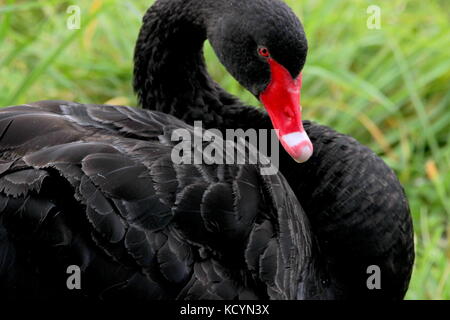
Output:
(0, 0), (449, 299)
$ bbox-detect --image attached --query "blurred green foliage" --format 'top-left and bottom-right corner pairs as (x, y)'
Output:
(0, 0), (449, 299)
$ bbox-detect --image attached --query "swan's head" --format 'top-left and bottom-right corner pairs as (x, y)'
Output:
(208, 0), (312, 163)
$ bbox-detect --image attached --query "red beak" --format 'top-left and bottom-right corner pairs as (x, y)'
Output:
(260, 58), (313, 163)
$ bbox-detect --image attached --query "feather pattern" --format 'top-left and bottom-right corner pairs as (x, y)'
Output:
(0, 101), (312, 300)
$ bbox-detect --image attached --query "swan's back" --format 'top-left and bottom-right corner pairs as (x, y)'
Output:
(0, 101), (314, 300)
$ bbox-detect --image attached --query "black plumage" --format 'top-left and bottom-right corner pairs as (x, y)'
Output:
(0, 0), (413, 300)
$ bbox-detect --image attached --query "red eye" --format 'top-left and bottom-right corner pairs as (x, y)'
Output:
(258, 47), (270, 57)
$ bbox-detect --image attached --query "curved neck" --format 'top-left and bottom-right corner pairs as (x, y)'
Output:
(134, 0), (244, 128)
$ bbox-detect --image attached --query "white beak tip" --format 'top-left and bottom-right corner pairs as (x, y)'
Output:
(293, 145), (313, 163)
(281, 131), (313, 164)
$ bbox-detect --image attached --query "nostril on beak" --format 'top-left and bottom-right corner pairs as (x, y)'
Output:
(283, 107), (295, 122)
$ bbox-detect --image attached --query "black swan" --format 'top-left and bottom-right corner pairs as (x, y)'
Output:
(0, 0), (413, 300)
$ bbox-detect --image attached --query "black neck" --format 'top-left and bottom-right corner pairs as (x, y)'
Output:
(134, 0), (248, 128)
